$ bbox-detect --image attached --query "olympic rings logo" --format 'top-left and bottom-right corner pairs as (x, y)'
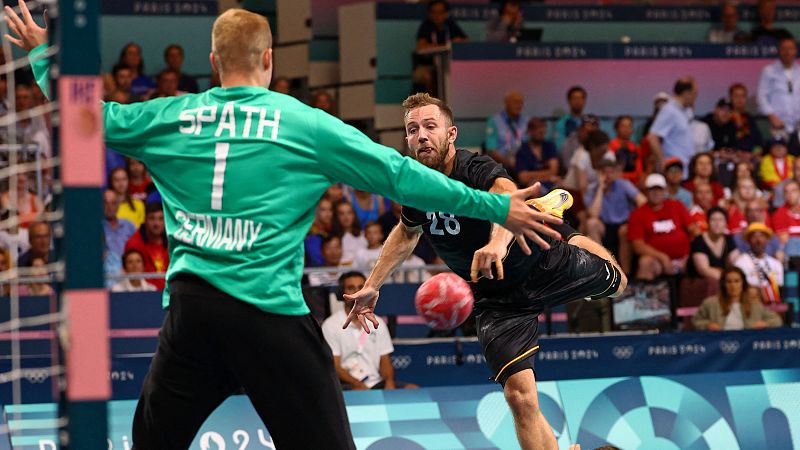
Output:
(23, 369), (50, 384)
(719, 340), (740, 354)
(612, 346), (634, 359)
(392, 355), (412, 369)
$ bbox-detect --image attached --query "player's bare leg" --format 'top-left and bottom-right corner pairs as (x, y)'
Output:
(528, 190), (627, 296)
(504, 369), (558, 450)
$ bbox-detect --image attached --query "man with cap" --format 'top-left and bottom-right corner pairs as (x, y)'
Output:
(759, 135), (794, 188)
(664, 157), (693, 209)
(586, 154), (646, 274)
(704, 98), (738, 151)
(734, 222), (783, 304)
(734, 198), (783, 259)
(628, 173), (697, 280)
(647, 76), (698, 173)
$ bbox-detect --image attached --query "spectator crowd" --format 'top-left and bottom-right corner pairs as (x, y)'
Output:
(0, 0), (793, 333)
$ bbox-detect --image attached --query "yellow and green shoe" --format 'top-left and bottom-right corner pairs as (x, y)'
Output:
(525, 189), (574, 219)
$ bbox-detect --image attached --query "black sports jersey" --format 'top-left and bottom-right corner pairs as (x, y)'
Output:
(402, 149), (541, 296)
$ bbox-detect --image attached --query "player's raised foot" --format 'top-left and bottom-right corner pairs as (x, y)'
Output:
(525, 189), (573, 219)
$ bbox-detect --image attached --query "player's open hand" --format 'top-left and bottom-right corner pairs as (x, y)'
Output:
(4, 0), (48, 51)
(503, 182), (562, 254)
(470, 241), (507, 282)
(342, 286), (380, 334)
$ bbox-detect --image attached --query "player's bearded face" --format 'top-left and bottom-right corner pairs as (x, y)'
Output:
(414, 132), (449, 171)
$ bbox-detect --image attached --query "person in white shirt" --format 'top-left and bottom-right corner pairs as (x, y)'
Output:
(690, 118), (714, 154)
(562, 129), (610, 203)
(353, 222), (384, 271)
(111, 249), (157, 292)
(733, 222), (783, 304)
(333, 200), (366, 266)
(321, 271), (418, 390)
(757, 37), (800, 133)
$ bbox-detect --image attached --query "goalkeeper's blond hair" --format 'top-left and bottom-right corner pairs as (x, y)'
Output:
(212, 9), (272, 77)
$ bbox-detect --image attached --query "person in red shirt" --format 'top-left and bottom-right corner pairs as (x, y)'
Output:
(688, 183), (716, 233)
(124, 201), (169, 289)
(126, 158), (153, 202)
(682, 152), (725, 204)
(629, 173), (698, 280)
(723, 177), (760, 234)
(773, 179), (800, 268)
(609, 115), (643, 186)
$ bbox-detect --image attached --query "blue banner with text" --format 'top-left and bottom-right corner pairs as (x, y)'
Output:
(4, 369), (800, 449)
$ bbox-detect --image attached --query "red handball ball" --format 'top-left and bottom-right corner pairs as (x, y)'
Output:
(415, 272), (474, 330)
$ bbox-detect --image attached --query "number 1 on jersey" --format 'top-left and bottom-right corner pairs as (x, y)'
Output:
(211, 142), (229, 210)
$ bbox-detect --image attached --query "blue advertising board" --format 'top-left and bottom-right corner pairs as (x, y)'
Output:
(4, 368), (800, 449)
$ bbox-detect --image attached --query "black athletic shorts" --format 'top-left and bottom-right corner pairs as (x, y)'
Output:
(475, 236), (622, 386)
(132, 274), (355, 450)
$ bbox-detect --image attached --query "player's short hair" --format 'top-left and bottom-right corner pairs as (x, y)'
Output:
(212, 9), (272, 78)
(402, 93), (454, 128)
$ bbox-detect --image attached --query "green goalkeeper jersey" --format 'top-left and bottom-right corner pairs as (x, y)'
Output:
(31, 46), (511, 315)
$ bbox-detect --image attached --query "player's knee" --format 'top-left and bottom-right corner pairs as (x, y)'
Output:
(504, 386), (539, 417)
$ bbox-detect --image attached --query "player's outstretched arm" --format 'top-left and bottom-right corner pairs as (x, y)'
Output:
(3, 0), (47, 51)
(5, 0), (51, 98)
(315, 112), (562, 252)
(343, 222), (422, 333)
